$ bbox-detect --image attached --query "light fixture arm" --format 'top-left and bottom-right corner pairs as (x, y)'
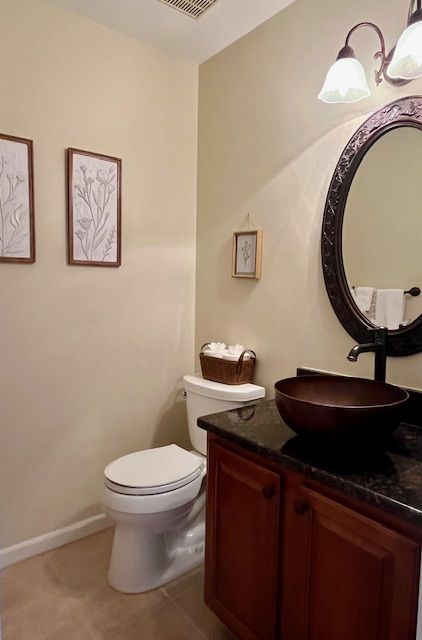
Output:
(341, 22), (388, 87)
(339, 19), (412, 88)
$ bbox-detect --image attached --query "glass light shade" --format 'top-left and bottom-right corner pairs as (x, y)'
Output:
(387, 20), (422, 79)
(318, 57), (371, 104)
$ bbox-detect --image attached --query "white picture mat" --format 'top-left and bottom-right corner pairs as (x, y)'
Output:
(0, 138), (31, 259)
(236, 233), (257, 274)
(72, 153), (119, 263)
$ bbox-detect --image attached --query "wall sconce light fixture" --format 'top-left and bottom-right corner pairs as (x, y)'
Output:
(318, 0), (422, 104)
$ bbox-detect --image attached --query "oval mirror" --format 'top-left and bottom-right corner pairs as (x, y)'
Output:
(322, 96), (422, 356)
(343, 126), (422, 329)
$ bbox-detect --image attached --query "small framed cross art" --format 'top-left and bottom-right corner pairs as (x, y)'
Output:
(232, 229), (263, 279)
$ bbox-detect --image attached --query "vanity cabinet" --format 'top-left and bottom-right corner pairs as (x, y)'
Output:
(282, 481), (420, 640)
(205, 435), (421, 640)
(205, 440), (281, 640)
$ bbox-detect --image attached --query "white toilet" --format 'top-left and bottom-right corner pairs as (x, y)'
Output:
(103, 374), (265, 593)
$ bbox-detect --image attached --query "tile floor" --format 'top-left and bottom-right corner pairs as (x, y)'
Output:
(0, 528), (237, 640)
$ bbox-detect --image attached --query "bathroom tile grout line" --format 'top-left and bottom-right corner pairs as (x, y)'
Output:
(160, 584), (209, 640)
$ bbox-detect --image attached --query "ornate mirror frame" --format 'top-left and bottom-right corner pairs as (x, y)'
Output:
(321, 96), (422, 356)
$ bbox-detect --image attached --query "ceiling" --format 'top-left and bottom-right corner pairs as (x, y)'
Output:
(47, 0), (296, 63)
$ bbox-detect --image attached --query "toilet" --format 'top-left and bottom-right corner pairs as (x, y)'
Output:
(103, 374), (265, 593)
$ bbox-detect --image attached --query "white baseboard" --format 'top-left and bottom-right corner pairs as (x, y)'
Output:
(0, 513), (112, 570)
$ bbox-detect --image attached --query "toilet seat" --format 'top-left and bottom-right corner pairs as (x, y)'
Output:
(104, 444), (204, 496)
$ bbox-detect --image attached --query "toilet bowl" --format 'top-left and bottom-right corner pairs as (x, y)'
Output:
(103, 375), (265, 593)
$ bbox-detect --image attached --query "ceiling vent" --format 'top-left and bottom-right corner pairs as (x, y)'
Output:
(159, 0), (218, 19)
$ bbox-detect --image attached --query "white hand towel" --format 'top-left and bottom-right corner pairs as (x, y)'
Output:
(374, 289), (405, 330)
(204, 342), (226, 358)
(353, 287), (375, 313)
(222, 351), (250, 361)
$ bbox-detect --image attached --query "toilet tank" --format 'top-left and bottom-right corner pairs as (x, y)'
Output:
(183, 375), (265, 456)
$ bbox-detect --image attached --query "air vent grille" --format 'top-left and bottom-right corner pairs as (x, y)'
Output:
(159, 0), (218, 19)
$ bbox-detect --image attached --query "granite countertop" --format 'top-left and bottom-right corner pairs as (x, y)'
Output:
(198, 399), (422, 529)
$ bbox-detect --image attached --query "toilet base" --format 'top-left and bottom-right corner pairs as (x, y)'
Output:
(106, 492), (206, 593)
(110, 542), (204, 594)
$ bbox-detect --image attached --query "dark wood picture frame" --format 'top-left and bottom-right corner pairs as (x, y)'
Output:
(321, 96), (422, 357)
(67, 148), (121, 267)
(0, 133), (35, 264)
(232, 229), (263, 279)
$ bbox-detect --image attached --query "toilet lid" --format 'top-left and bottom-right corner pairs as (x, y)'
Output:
(104, 445), (204, 496)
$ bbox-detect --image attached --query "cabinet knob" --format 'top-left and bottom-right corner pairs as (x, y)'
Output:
(294, 500), (309, 516)
(262, 484), (276, 500)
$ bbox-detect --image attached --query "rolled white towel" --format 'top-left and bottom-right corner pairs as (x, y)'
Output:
(222, 344), (250, 361)
(204, 342), (226, 358)
(222, 351), (250, 361)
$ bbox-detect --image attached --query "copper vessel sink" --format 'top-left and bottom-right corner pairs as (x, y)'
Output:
(274, 375), (409, 440)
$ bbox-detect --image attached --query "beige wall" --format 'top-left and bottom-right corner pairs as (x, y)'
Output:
(196, 0), (422, 394)
(0, 0), (197, 548)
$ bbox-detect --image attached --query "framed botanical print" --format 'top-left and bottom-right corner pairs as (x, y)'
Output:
(232, 229), (263, 279)
(67, 148), (121, 267)
(0, 133), (35, 263)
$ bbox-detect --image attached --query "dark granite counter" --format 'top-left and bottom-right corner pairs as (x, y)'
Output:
(198, 400), (422, 529)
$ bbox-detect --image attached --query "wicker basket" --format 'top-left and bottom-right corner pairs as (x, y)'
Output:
(199, 344), (256, 385)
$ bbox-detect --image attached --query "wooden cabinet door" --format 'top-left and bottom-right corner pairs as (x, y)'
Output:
(205, 440), (281, 640)
(282, 483), (420, 640)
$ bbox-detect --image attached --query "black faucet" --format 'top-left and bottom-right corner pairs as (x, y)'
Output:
(347, 327), (388, 382)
